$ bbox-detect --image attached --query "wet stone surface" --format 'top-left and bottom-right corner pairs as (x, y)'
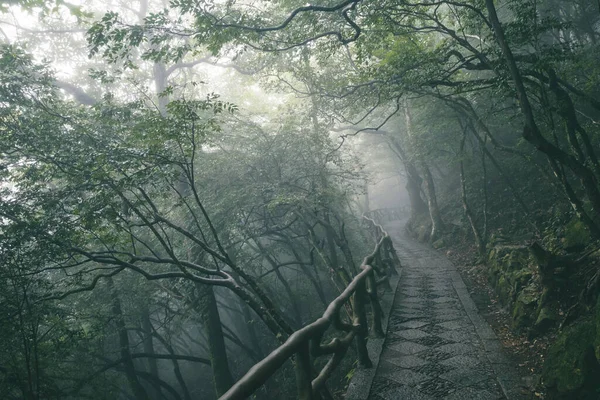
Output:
(366, 224), (510, 400)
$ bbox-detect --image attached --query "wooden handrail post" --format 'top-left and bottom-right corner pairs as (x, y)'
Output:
(366, 271), (385, 337)
(385, 239), (401, 273)
(295, 342), (314, 400)
(353, 280), (372, 368)
(374, 251), (384, 276)
(383, 242), (396, 277)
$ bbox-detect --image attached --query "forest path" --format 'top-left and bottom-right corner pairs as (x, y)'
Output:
(364, 220), (523, 400)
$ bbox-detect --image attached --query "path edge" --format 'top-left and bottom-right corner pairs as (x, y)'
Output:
(449, 269), (524, 399)
(344, 262), (403, 399)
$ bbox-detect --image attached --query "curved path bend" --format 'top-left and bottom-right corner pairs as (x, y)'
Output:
(351, 220), (525, 400)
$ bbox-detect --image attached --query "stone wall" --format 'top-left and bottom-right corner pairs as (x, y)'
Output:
(486, 242), (600, 399)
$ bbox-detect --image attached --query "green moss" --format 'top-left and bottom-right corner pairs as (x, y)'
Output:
(542, 320), (600, 398)
(507, 250), (529, 270)
(487, 245), (536, 326)
(534, 306), (557, 332)
(562, 219), (591, 249)
(496, 275), (509, 301)
(532, 288), (558, 333)
(512, 287), (539, 329)
(512, 269), (533, 293)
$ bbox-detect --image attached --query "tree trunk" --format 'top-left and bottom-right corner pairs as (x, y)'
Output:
(386, 136), (428, 217)
(363, 182), (370, 214)
(320, 213), (354, 287)
(460, 132), (486, 256)
(148, 325), (193, 400)
(108, 279), (149, 400)
(238, 300), (266, 359)
(153, 62), (168, 115)
(322, 213), (358, 274)
(549, 158), (600, 238)
(140, 308), (161, 400)
(422, 163), (444, 241)
(403, 101), (443, 238)
(480, 134), (489, 243)
(405, 162), (429, 218)
(196, 284), (234, 397)
(485, 0), (600, 218)
(250, 239), (303, 327)
(277, 235), (328, 307)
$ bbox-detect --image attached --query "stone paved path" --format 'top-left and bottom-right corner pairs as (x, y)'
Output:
(366, 221), (522, 400)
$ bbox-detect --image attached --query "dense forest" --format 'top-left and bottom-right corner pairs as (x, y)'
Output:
(2, 0), (600, 399)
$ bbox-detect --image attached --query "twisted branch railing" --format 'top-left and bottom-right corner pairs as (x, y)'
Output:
(220, 216), (401, 400)
(364, 206), (410, 225)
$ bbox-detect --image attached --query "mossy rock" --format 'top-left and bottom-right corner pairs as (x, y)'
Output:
(506, 247), (532, 271)
(542, 320), (600, 399)
(488, 246), (539, 312)
(432, 238), (445, 249)
(534, 306), (558, 333)
(562, 218), (591, 251)
(496, 275), (510, 303)
(487, 246), (531, 274)
(517, 288), (538, 306)
(511, 268), (533, 294)
(512, 286), (539, 330)
(533, 288), (558, 334)
(487, 246), (510, 267)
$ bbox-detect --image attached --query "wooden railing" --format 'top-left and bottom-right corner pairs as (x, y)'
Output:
(364, 206), (410, 225)
(219, 216), (400, 400)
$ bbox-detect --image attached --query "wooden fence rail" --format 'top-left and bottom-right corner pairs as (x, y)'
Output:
(219, 216), (401, 400)
(364, 206), (410, 225)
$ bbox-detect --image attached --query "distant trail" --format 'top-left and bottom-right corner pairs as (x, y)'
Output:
(364, 220), (524, 400)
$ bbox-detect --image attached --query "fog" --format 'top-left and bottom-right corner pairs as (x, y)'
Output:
(2, 1), (600, 399)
